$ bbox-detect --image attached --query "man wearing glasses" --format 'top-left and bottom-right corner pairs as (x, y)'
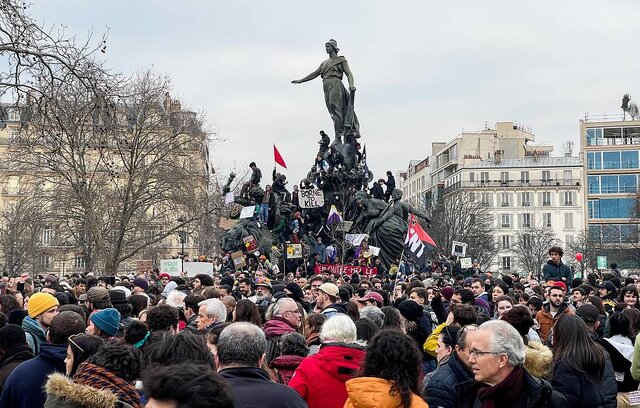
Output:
(456, 321), (567, 407)
(264, 298), (301, 364)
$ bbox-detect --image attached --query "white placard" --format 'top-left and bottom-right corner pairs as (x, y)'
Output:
(460, 257), (472, 269)
(224, 192), (235, 204)
(451, 241), (467, 257)
(300, 189), (324, 208)
(239, 206), (255, 219)
(629, 391), (640, 405)
(345, 233), (368, 246)
(160, 259), (182, 276)
(369, 245), (381, 256)
(183, 261), (214, 278)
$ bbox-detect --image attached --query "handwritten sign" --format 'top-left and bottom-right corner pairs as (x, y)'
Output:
(300, 189), (324, 208)
(314, 263), (378, 277)
(239, 206), (255, 219)
(286, 243), (303, 259)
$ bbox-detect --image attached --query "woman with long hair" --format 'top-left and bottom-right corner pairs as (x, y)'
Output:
(551, 314), (616, 407)
(603, 312), (639, 406)
(232, 299), (262, 326)
(344, 329), (428, 408)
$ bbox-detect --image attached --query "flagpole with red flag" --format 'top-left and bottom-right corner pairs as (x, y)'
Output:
(392, 213), (414, 301)
(273, 143), (287, 169)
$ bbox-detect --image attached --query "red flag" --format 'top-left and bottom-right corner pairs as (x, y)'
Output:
(273, 144), (287, 169)
(404, 214), (437, 267)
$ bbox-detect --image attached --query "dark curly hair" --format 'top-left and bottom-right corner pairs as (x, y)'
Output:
(500, 305), (534, 344)
(89, 342), (142, 382)
(143, 364), (234, 408)
(359, 330), (422, 408)
(355, 317), (379, 343)
(146, 305), (179, 332)
(124, 320), (149, 346)
(0, 294), (21, 317)
(279, 332), (309, 357)
(144, 331), (215, 368)
(380, 306), (402, 330)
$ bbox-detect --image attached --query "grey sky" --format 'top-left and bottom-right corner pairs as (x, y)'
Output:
(29, 1), (640, 185)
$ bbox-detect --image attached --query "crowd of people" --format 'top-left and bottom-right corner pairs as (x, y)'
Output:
(0, 245), (637, 407)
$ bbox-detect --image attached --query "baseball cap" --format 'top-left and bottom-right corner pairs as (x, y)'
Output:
(356, 291), (384, 306)
(318, 282), (339, 298)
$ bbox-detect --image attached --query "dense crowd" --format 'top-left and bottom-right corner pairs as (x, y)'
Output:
(0, 245), (638, 407)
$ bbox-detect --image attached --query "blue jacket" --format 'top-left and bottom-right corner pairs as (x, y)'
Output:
(0, 343), (67, 408)
(542, 260), (572, 284)
(219, 366), (307, 408)
(423, 351), (473, 408)
(22, 316), (46, 354)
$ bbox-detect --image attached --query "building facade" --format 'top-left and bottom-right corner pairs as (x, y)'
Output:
(581, 116), (640, 269)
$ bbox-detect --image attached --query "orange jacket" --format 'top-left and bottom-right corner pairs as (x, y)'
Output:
(343, 377), (429, 408)
(536, 302), (572, 342)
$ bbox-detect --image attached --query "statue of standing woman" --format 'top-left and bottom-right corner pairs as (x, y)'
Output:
(292, 39), (360, 145)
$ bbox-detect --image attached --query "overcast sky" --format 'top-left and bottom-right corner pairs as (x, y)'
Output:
(28, 0), (640, 185)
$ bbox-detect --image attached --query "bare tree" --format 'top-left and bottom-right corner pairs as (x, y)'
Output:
(512, 227), (558, 279)
(428, 191), (499, 271)
(565, 229), (599, 276)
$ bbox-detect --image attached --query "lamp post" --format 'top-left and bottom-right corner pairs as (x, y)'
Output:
(177, 217), (187, 275)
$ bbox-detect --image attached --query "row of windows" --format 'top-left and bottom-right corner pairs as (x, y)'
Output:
(479, 191), (576, 207)
(588, 224), (639, 244)
(586, 127), (640, 146)
(497, 212), (574, 229)
(588, 198), (637, 219)
(586, 151), (640, 170)
(588, 175), (638, 194)
(470, 170), (573, 183)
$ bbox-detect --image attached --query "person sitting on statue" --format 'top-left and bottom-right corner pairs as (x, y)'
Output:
(370, 179), (385, 200)
(272, 172), (289, 199)
(240, 162), (262, 197)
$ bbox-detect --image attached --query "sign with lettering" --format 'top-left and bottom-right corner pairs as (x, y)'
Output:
(160, 259), (182, 276)
(239, 206), (255, 219)
(136, 260), (153, 274)
(300, 189), (324, 208)
(314, 263), (378, 277)
(242, 235), (258, 252)
(231, 251), (246, 269)
(286, 243), (303, 259)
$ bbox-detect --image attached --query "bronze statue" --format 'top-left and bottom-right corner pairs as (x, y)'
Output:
(292, 39), (360, 145)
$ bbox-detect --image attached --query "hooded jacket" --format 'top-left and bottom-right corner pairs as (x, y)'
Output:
(22, 315), (47, 354)
(525, 341), (554, 380)
(269, 354), (305, 384)
(264, 317), (298, 364)
(0, 342), (67, 408)
(536, 301), (572, 342)
(0, 344), (34, 393)
(44, 373), (134, 408)
(424, 350), (472, 408)
(345, 377), (428, 408)
(289, 343), (365, 408)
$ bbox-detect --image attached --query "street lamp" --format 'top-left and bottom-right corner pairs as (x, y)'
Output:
(177, 217), (187, 275)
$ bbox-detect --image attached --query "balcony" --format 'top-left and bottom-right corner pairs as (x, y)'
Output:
(444, 179), (582, 195)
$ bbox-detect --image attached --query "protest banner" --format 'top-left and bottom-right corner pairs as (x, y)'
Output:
(314, 263), (378, 276)
(299, 189), (324, 208)
(160, 259), (182, 276)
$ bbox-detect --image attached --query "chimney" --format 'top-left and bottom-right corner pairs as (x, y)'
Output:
(494, 150), (502, 164)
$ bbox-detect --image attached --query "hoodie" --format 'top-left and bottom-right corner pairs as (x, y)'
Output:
(289, 343), (365, 408)
(22, 316), (47, 354)
(345, 377), (428, 408)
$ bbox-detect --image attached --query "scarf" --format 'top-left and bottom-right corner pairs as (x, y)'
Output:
(477, 365), (525, 408)
(73, 361), (143, 408)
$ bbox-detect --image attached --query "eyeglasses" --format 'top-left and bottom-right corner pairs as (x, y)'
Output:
(461, 324), (479, 332)
(68, 334), (85, 353)
(468, 348), (501, 358)
(284, 310), (302, 316)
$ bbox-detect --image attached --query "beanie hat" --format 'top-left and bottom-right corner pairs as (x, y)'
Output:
(158, 272), (171, 280)
(28, 292), (60, 318)
(220, 275), (235, 288)
(440, 286), (455, 301)
(195, 274), (214, 287)
(86, 287), (110, 303)
(463, 277), (474, 287)
(90, 308), (121, 337)
(475, 298), (491, 316)
(0, 324), (27, 350)
(398, 299), (423, 321)
(8, 309), (28, 326)
(132, 278), (149, 291)
(285, 283), (304, 302)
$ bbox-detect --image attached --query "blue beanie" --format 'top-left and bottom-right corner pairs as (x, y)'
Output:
(90, 308), (121, 337)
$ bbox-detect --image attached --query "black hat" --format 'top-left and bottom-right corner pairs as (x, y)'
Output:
(8, 309), (28, 326)
(597, 281), (616, 293)
(285, 283), (304, 302)
(109, 289), (128, 305)
(220, 275), (235, 288)
(0, 324), (27, 350)
(398, 299), (423, 321)
(576, 304), (600, 323)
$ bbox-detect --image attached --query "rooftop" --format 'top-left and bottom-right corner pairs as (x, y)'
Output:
(466, 157), (582, 169)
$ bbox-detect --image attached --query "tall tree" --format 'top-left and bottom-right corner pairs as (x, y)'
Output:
(512, 226), (558, 279)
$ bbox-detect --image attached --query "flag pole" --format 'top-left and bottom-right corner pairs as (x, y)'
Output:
(391, 212), (412, 302)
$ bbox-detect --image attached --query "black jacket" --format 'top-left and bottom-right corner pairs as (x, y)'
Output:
(219, 366), (307, 408)
(551, 358), (616, 408)
(542, 260), (572, 283)
(424, 351), (473, 408)
(0, 344), (34, 394)
(456, 369), (569, 408)
(370, 183), (384, 200)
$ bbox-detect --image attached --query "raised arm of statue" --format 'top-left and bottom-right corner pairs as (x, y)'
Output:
(291, 64), (322, 84)
(342, 60), (356, 92)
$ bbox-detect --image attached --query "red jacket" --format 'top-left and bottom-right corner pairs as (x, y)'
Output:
(288, 343), (365, 408)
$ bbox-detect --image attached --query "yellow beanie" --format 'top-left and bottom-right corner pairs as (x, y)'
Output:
(28, 292), (59, 318)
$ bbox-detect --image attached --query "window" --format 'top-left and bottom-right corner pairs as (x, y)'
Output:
(8, 109), (20, 122)
(563, 170), (572, 185)
(622, 151), (639, 169)
(565, 234), (574, 245)
(521, 213), (531, 228)
(39, 255), (52, 269)
(501, 235), (511, 249)
(521, 234), (532, 247)
(520, 171), (529, 183)
(588, 176), (600, 194)
(520, 192), (531, 206)
(42, 228), (54, 246)
(543, 213), (552, 228)
(563, 192), (574, 206)
(542, 191), (551, 206)
(564, 213), (574, 229)
(620, 175), (637, 193)
(469, 172), (475, 182)
(8, 128), (19, 144)
(501, 256), (511, 270)
(74, 256), (86, 269)
(480, 192), (492, 207)
(542, 171), (551, 183)
(589, 198), (636, 219)
(501, 214), (511, 228)
(586, 128), (603, 146)
(603, 151), (620, 169)
(480, 172), (489, 183)
(500, 192), (510, 207)
(500, 172), (509, 183)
